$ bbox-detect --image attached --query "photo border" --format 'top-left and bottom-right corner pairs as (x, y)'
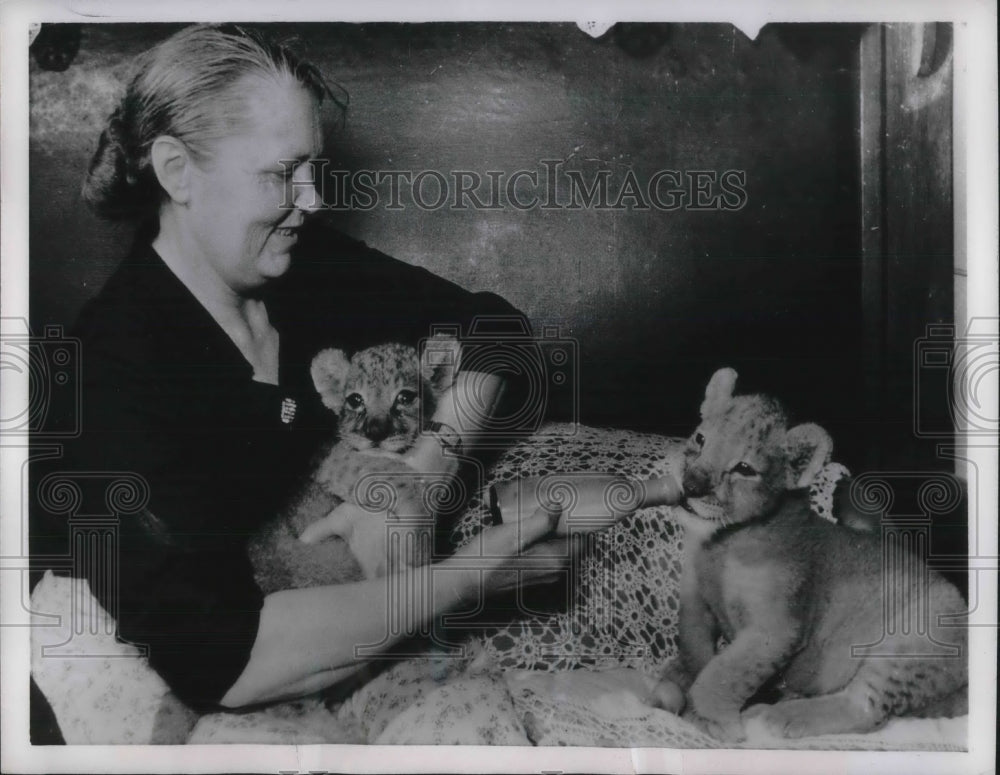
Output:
(2, 1), (996, 773)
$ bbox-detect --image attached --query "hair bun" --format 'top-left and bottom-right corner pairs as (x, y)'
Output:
(104, 112), (127, 151)
(82, 106), (155, 219)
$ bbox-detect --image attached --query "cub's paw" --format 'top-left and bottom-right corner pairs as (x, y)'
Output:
(649, 679), (685, 715)
(682, 706), (745, 743)
(743, 701), (819, 739)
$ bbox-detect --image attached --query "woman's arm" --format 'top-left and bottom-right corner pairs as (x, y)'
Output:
(226, 371), (567, 707)
(221, 500), (559, 707)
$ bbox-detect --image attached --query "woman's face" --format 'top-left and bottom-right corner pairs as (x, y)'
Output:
(185, 77), (323, 293)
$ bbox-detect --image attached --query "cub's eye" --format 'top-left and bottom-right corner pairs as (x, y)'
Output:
(345, 393), (365, 410)
(395, 390), (417, 407)
(694, 432), (706, 448)
(731, 462), (758, 477)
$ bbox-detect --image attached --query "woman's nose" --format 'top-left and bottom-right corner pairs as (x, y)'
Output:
(291, 164), (322, 213)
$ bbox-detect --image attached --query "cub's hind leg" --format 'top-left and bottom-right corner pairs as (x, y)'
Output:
(745, 651), (968, 738)
(744, 689), (886, 738)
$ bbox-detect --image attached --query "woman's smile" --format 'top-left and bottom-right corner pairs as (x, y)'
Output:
(273, 215), (305, 241)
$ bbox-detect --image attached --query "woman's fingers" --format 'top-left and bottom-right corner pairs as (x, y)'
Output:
(452, 504), (567, 597)
(489, 503), (561, 555)
(499, 534), (575, 590)
(520, 503), (563, 547)
(298, 502), (364, 544)
(453, 503), (561, 563)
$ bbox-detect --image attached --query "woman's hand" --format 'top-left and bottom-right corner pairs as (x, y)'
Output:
(442, 502), (569, 599)
(455, 501), (562, 559)
(298, 500), (366, 544)
(223, 501), (564, 708)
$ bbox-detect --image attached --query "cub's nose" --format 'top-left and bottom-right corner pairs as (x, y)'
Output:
(365, 416), (391, 443)
(682, 468), (712, 499)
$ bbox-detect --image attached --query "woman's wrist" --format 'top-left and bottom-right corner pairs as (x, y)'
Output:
(406, 370), (506, 472)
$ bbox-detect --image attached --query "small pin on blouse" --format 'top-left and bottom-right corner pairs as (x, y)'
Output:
(280, 397), (297, 424)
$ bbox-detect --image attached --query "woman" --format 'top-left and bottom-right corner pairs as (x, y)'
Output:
(55, 23), (562, 712)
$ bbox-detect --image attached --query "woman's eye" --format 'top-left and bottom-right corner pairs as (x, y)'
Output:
(732, 462), (758, 477)
(395, 390), (417, 406)
(694, 432), (706, 447)
(267, 166), (295, 183)
(346, 393), (364, 410)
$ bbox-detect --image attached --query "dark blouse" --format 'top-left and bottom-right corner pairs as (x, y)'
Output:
(38, 217), (524, 710)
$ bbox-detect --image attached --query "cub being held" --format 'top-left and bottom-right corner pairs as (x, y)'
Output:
(656, 368), (967, 741)
(310, 336), (459, 494)
(248, 336), (461, 590)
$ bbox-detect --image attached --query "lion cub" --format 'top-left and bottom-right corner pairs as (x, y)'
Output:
(657, 368), (967, 741)
(248, 336), (460, 589)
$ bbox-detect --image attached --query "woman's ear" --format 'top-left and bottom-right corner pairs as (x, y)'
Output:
(150, 136), (192, 205)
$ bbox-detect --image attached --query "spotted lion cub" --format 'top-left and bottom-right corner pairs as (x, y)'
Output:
(249, 336), (461, 589)
(657, 368), (967, 742)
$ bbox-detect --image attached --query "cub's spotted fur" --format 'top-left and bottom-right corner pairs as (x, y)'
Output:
(249, 336), (461, 589)
(657, 368), (967, 741)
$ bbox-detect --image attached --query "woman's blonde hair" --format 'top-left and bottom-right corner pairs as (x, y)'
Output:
(82, 23), (346, 219)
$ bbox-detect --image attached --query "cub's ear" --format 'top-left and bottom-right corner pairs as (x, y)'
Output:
(420, 334), (462, 395)
(699, 367), (738, 419)
(310, 348), (352, 412)
(784, 423), (833, 488)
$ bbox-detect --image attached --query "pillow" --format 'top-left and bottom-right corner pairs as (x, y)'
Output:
(30, 571), (199, 744)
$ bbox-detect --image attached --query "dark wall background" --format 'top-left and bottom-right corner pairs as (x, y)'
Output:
(30, 22), (869, 468)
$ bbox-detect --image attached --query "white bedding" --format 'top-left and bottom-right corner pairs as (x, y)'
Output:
(30, 575), (966, 749)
